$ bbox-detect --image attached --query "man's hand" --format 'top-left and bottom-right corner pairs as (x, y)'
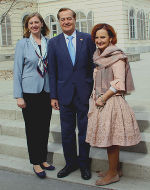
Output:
(17, 98), (26, 109)
(51, 99), (59, 110)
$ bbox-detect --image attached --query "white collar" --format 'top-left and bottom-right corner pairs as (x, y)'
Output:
(64, 30), (76, 40)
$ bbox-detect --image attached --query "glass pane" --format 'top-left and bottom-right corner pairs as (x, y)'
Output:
(76, 12), (79, 19)
(81, 21), (87, 28)
(57, 22), (62, 34)
(53, 31), (57, 37)
(2, 21), (6, 45)
(79, 12), (86, 19)
(87, 11), (92, 19)
(50, 15), (56, 22)
(130, 10), (133, 17)
(88, 20), (93, 33)
(80, 12), (86, 19)
(52, 24), (56, 30)
(7, 25), (12, 45)
(76, 22), (79, 31)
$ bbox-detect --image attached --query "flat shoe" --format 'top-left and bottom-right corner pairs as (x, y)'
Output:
(33, 167), (46, 179)
(41, 164), (55, 170)
(96, 174), (120, 186)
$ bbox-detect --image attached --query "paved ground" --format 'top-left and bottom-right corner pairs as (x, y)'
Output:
(0, 170), (109, 190)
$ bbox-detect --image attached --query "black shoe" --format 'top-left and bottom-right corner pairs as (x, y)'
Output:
(80, 168), (91, 180)
(33, 167), (46, 179)
(57, 165), (78, 178)
(40, 164), (55, 171)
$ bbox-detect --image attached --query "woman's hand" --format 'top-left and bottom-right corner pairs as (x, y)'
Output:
(95, 97), (105, 107)
(17, 98), (26, 108)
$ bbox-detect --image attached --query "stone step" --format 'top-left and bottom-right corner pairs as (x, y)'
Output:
(0, 108), (150, 133)
(1, 155), (150, 190)
(0, 119), (61, 143)
(0, 108), (60, 125)
(1, 118), (150, 154)
(0, 135), (150, 180)
(0, 60), (13, 70)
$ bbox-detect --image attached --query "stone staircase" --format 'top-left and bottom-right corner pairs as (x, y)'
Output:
(1, 52), (150, 190)
(0, 97), (150, 190)
(0, 105), (150, 180)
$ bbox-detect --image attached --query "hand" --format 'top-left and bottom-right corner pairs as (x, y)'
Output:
(95, 97), (105, 107)
(51, 99), (59, 110)
(17, 98), (26, 108)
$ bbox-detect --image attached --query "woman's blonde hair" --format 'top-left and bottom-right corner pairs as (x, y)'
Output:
(23, 12), (50, 38)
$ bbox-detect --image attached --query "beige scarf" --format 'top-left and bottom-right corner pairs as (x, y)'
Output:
(93, 45), (135, 97)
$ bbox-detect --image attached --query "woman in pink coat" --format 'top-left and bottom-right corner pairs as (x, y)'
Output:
(86, 23), (141, 186)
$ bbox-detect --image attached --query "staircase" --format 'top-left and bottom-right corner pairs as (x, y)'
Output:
(1, 53), (150, 190)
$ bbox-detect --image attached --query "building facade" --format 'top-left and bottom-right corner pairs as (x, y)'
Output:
(0, 0), (150, 61)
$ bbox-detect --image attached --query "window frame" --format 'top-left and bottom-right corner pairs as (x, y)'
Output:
(0, 15), (12, 46)
(128, 8), (136, 40)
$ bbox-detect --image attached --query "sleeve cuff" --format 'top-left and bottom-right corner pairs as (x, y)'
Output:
(109, 86), (118, 93)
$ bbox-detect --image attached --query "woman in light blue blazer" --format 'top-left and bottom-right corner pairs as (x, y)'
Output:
(13, 12), (55, 178)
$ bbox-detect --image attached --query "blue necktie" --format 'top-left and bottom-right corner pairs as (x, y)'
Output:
(67, 36), (75, 65)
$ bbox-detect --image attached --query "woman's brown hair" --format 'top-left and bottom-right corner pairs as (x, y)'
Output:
(91, 23), (117, 44)
(23, 12), (50, 38)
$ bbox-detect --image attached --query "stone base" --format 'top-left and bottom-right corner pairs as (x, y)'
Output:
(127, 53), (140, 62)
(0, 54), (14, 62)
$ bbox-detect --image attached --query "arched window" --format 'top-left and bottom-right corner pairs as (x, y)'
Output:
(129, 8), (136, 39)
(45, 15), (58, 38)
(76, 11), (93, 33)
(0, 15), (12, 46)
(76, 11), (87, 33)
(137, 10), (146, 40)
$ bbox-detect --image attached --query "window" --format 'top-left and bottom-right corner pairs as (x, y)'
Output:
(0, 15), (12, 46)
(129, 9), (136, 39)
(45, 11), (93, 37)
(148, 13), (150, 39)
(87, 11), (93, 33)
(76, 11), (87, 33)
(45, 15), (58, 38)
(76, 11), (93, 33)
(137, 10), (146, 40)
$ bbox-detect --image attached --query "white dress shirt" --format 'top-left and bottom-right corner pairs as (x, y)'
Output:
(63, 30), (76, 53)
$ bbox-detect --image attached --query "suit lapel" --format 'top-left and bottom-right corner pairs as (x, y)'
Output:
(75, 31), (83, 65)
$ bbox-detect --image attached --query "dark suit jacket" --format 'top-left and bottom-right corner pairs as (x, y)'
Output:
(47, 31), (96, 105)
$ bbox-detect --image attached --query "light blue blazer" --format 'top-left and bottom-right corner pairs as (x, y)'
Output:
(13, 38), (50, 98)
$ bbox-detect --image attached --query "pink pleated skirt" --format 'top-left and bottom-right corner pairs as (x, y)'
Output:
(86, 96), (141, 147)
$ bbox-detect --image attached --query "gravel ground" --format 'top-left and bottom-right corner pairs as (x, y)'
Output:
(0, 70), (13, 80)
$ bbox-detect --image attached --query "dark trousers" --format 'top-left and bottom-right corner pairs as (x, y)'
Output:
(59, 92), (90, 169)
(22, 91), (52, 165)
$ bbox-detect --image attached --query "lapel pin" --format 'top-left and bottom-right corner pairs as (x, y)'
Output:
(80, 38), (83, 41)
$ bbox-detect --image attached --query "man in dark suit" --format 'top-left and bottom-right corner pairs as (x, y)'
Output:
(47, 8), (96, 180)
